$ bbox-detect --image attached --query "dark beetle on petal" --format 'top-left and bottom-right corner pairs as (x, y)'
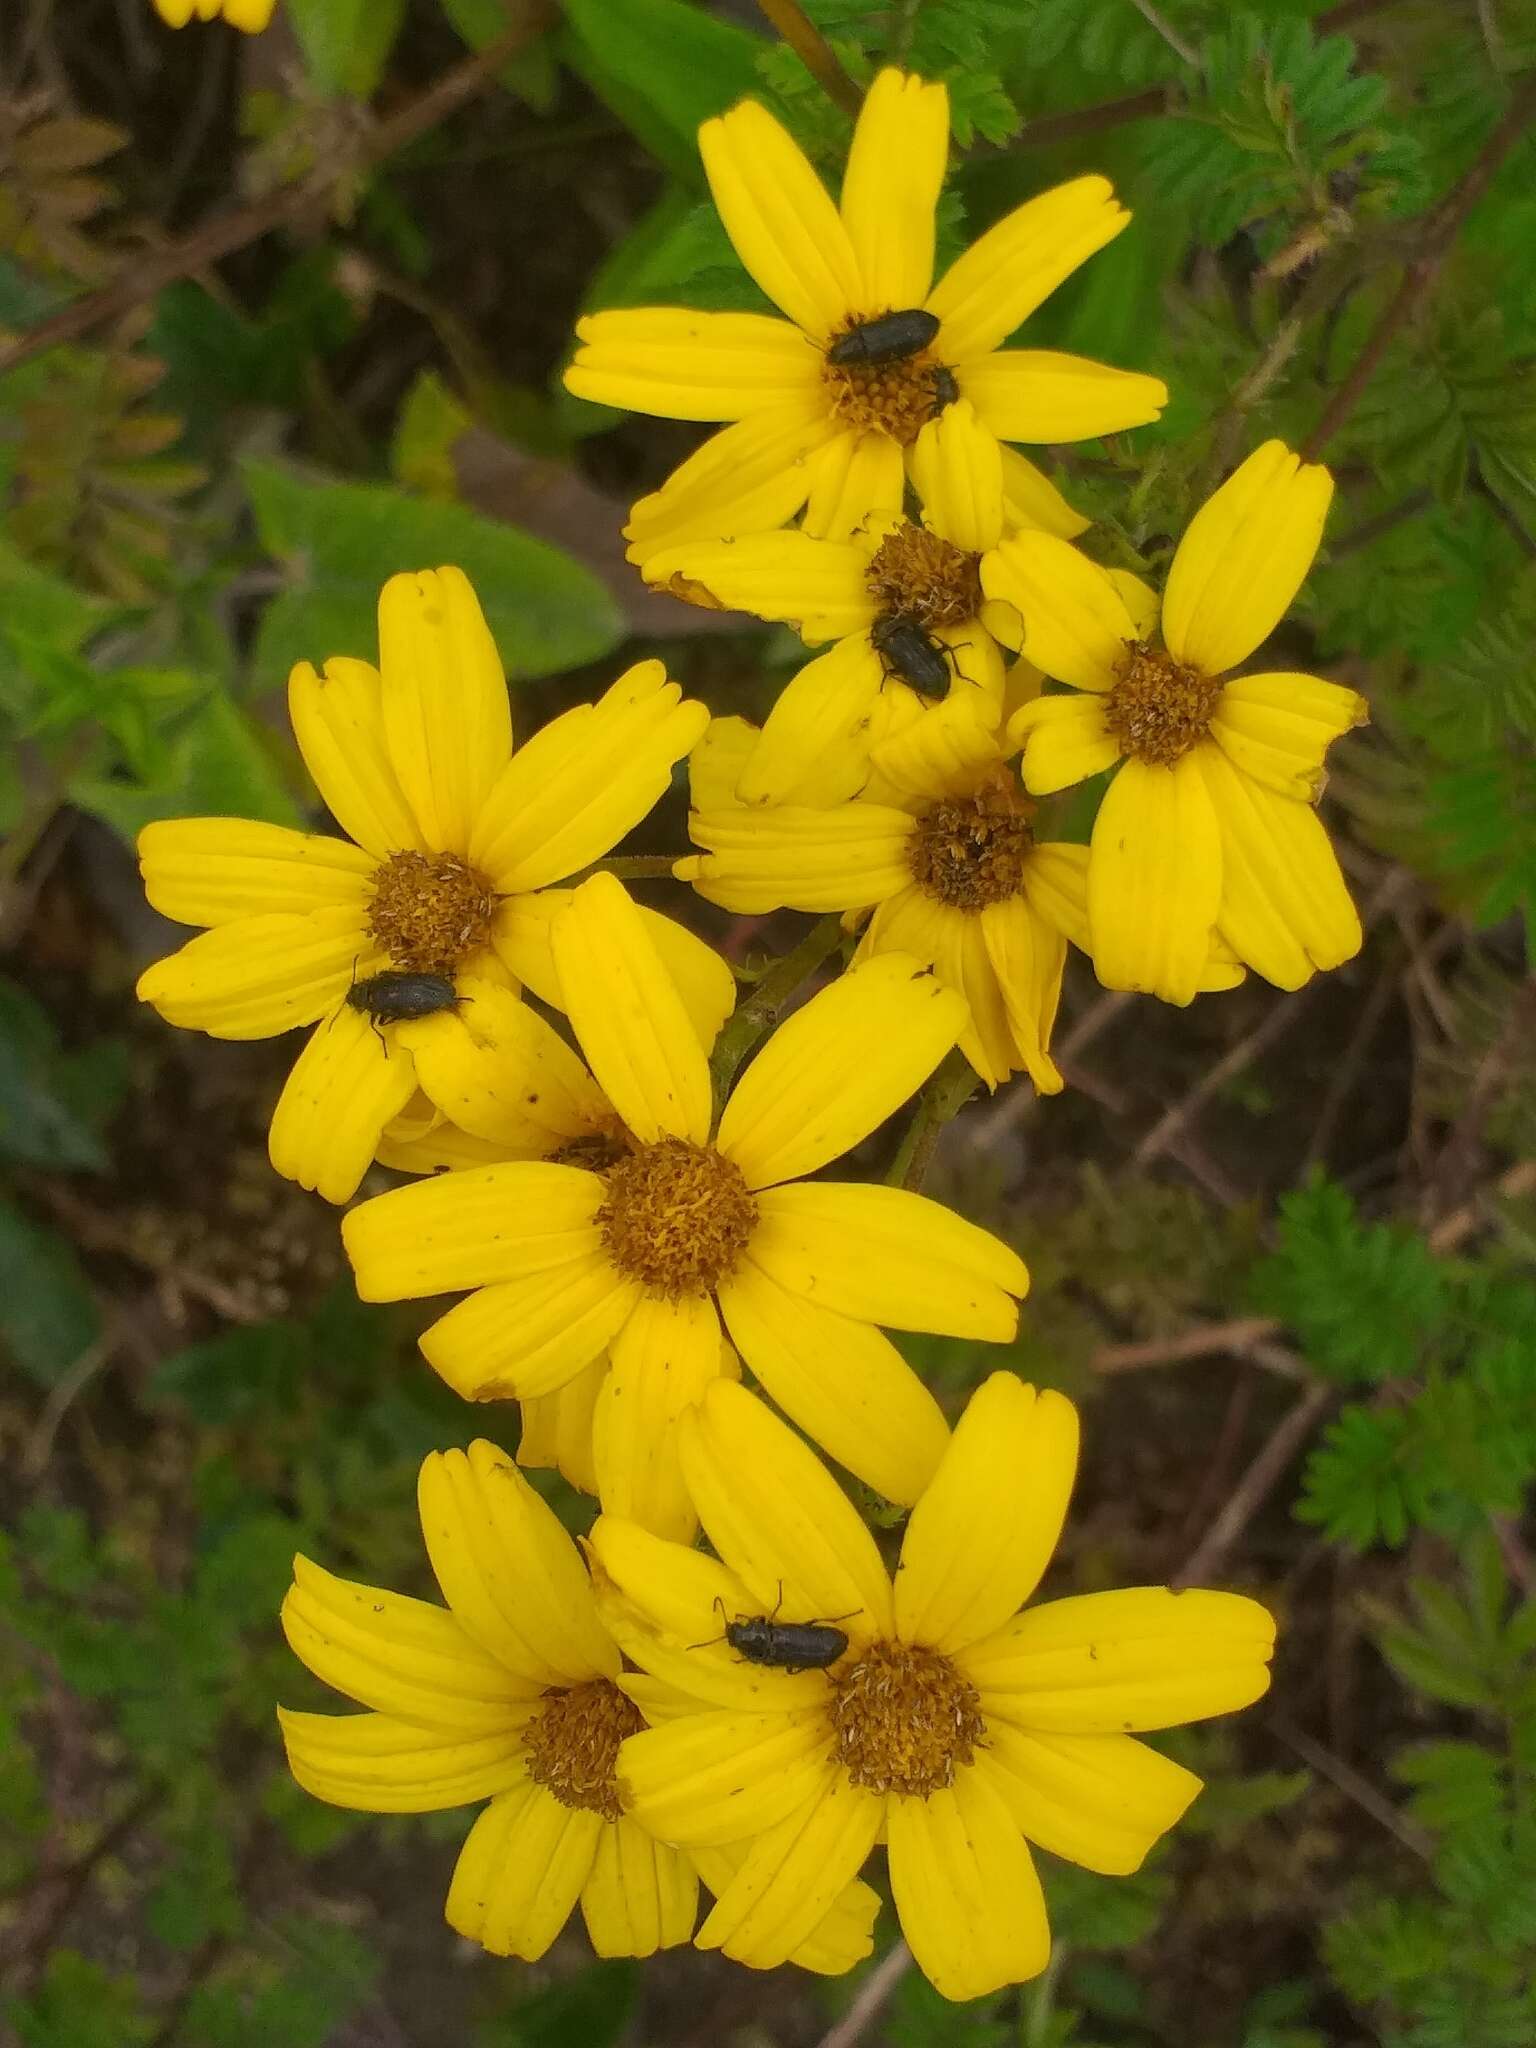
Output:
(345, 970), (460, 1034)
(827, 308), (941, 367)
(691, 1593), (852, 1673)
(929, 364), (960, 413)
(870, 612), (955, 698)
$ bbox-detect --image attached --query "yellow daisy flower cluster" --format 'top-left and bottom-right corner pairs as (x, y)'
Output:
(125, 54), (1365, 2001)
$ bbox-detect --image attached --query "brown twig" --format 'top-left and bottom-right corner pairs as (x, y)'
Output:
(1301, 954), (1401, 1171)
(816, 1941), (915, 2048)
(1135, 986), (1320, 1166)
(1267, 1712), (1433, 1860)
(1092, 1315), (1288, 1374)
(1302, 75), (1536, 458)
(754, 0), (863, 118)
(1174, 1382), (1334, 1587)
(0, 9), (549, 378)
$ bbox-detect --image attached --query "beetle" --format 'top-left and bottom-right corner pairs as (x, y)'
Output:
(870, 612), (960, 697)
(690, 1591), (853, 1673)
(827, 308), (940, 367)
(928, 364), (960, 413)
(345, 970), (459, 1043)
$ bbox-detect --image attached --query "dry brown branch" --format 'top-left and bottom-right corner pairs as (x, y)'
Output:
(755, 0), (863, 116)
(1267, 1712), (1433, 1860)
(816, 1941), (915, 2048)
(1091, 1316), (1286, 1374)
(1174, 1382), (1335, 1587)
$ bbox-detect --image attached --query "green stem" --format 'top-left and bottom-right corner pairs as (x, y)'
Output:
(754, 0), (863, 116)
(886, 1048), (977, 1191)
(1021, 1939), (1069, 2046)
(710, 913), (848, 1101)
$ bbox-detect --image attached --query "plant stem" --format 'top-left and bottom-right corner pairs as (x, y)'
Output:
(754, 0), (864, 117)
(1021, 1939), (1069, 2045)
(709, 913), (847, 1099)
(591, 854), (684, 880)
(886, 1048), (977, 1190)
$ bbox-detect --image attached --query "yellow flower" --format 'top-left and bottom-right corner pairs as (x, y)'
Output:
(591, 1375), (1277, 2001)
(984, 440), (1369, 1006)
(152, 0), (275, 27)
(643, 397), (1086, 806)
(565, 68), (1165, 566)
(342, 872), (1029, 1538)
(278, 1438), (878, 1967)
(135, 567), (720, 1204)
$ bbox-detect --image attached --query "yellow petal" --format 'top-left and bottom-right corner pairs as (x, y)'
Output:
(642, 533), (872, 645)
(593, 1294), (728, 1542)
(342, 1161), (605, 1299)
(1000, 447), (1092, 540)
(421, 1260), (641, 1401)
(980, 1724), (1201, 1875)
(494, 893), (734, 1056)
(696, 1777), (883, 1966)
(735, 634), (887, 807)
(1020, 841), (1090, 950)
(418, 1440), (618, 1685)
(399, 978), (611, 1151)
(927, 174), (1130, 361)
(907, 397), (1004, 553)
(277, 1706), (527, 1813)
(691, 1843), (878, 1974)
(446, 1780), (602, 1959)
(566, 307), (821, 420)
(377, 567), (513, 857)
(221, 0), (278, 25)
(288, 656), (425, 859)
(981, 893), (1067, 1095)
(717, 1256), (950, 1510)
(717, 952), (965, 1188)
(896, 1376), (1077, 1653)
(625, 408), (835, 566)
(751, 1181), (1027, 1339)
(267, 1003), (417, 1205)
(136, 906), (371, 1039)
(866, 688), (1004, 804)
(918, 901), (1014, 1088)
(550, 873), (712, 1144)
(281, 1554), (537, 1730)
(618, 1708), (836, 1846)
(374, 1105), (517, 1175)
(1211, 671), (1368, 801)
(681, 799), (913, 914)
(1197, 747), (1362, 988)
(1088, 754), (1222, 1006)
(1162, 440), (1333, 676)
(580, 1819), (699, 1957)
(1011, 692), (1119, 793)
(138, 817), (375, 928)
(802, 427), (907, 541)
(965, 1587), (1277, 1731)
(470, 661), (707, 892)
(590, 1513), (832, 1714)
(1109, 566), (1161, 640)
(518, 1355), (606, 1498)
(700, 98), (863, 341)
(963, 351), (1167, 444)
(982, 532), (1132, 693)
(840, 68), (949, 307)
(886, 1765), (1050, 2000)
(687, 715), (759, 812)
(680, 1380), (897, 1632)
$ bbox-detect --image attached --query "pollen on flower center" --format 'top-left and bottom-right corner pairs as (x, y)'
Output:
(1104, 640), (1225, 766)
(865, 523), (982, 631)
(367, 850), (497, 975)
(596, 1137), (757, 1298)
(823, 319), (950, 446)
(828, 1638), (986, 1797)
(908, 780), (1034, 911)
(523, 1677), (642, 1820)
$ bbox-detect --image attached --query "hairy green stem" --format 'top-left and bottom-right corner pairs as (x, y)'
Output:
(710, 913), (848, 1101)
(887, 1048), (977, 1190)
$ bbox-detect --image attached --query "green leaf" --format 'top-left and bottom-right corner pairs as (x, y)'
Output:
(4, 1951), (152, 2048)
(285, 0), (408, 98)
(390, 369), (472, 500)
(0, 537), (104, 653)
(440, 0), (559, 106)
(476, 1960), (638, 2048)
(69, 680), (302, 840)
(0, 1197), (101, 1388)
(243, 459), (624, 686)
(557, 0), (762, 185)
(0, 977), (114, 1171)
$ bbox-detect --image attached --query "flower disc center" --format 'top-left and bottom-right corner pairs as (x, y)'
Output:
(523, 1677), (642, 1820)
(823, 317), (950, 446)
(597, 1137), (757, 1298)
(828, 1638), (986, 1797)
(1104, 641), (1225, 766)
(367, 850), (497, 975)
(865, 523), (982, 632)
(908, 781), (1034, 911)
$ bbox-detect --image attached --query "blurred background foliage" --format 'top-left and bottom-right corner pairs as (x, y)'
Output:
(1, 0), (1534, 2043)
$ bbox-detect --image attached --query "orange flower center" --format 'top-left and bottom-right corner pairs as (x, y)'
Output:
(367, 850), (497, 975)
(908, 778), (1034, 912)
(523, 1677), (642, 1820)
(864, 523), (982, 632)
(828, 1638), (986, 1797)
(597, 1137), (757, 1298)
(1104, 641), (1225, 766)
(823, 316), (953, 446)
